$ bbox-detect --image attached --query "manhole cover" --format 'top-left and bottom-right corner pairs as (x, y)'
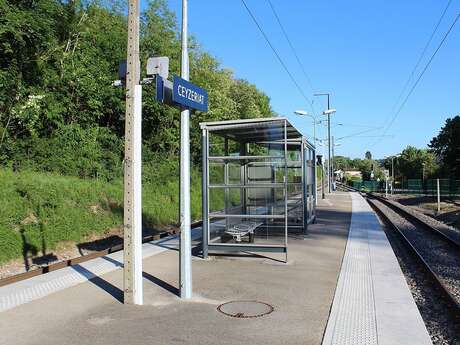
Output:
(217, 300), (274, 318)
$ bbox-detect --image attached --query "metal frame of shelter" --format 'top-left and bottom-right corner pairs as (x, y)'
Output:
(200, 118), (316, 261)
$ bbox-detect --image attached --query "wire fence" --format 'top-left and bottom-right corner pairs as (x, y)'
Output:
(351, 178), (460, 200)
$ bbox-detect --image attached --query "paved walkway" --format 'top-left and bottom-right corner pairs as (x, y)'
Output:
(0, 193), (351, 345)
(322, 192), (432, 345)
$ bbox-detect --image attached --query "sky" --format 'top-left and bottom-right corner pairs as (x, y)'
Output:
(143, 0), (459, 159)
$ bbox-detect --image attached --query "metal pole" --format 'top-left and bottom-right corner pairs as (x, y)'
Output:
(385, 177), (388, 198)
(391, 157), (394, 195)
(331, 135), (335, 191)
(313, 121), (317, 206)
(437, 178), (441, 214)
(313, 151), (317, 207)
(224, 138), (229, 231)
(284, 120), (288, 263)
(327, 113), (331, 193)
(301, 142), (307, 232)
(123, 0), (143, 305)
(201, 129), (208, 259)
(306, 116), (317, 206)
(179, 0), (192, 299)
(321, 164), (325, 199)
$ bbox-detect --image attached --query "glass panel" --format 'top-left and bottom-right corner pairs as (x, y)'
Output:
(204, 127), (315, 250)
(209, 134), (225, 156)
(209, 188), (243, 213)
(228, 162), (242, 185)
(209, 188), (225, 212)
(208, 134), (240, 156)
(209, 162), (224, 185)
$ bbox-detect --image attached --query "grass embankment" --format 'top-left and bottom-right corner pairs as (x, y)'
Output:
(0, 168), (204, 265)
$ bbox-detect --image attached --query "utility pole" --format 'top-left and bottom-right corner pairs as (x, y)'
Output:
(437, 178), (441, 214)
(314, 93), (333, 193)
(391, 156), (395, 195)
(331, 135), (335, 188)
(179, 0), (192, 299)
(123, 0), (143, 305)
(327, 103), (331, 192)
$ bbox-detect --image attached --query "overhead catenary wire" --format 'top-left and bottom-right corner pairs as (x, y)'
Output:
(240, 0), (314, 109)
(338, 123), (383, 128)
(391, 0), (453, 113)
(339, 135), (394, 140)
(266, 0), (318, 115)
(337, 127), (383, 140)
(371, 12), (460, 148)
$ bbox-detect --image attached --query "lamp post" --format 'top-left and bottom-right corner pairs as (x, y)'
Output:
(314, 93), (336, 193)
(322, 108), (336, 192)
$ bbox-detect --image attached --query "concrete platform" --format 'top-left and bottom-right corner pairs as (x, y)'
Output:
(322, 192), (432, 345)
(0, 193), (351, 345)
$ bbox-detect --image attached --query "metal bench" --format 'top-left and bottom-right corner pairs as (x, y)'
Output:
(224, 221), (263, 243)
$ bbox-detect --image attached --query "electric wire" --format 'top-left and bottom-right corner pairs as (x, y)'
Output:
(337, 123), (382, 128)
(371, 12), (460, 148)
(339, 135), (394, 140)
(338, 127), (383, 140)
(240, 0), (314, 108)
(391, 0), (453, 113)
(266, 0), (318, 114)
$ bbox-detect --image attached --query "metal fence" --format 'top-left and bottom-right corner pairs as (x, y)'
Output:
(351, 178), (460, 199)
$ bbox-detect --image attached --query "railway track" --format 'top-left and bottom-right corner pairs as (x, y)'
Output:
(368, 197), (460, 314)
(338, 183), (460, 314)
(0, 221), (202, 288)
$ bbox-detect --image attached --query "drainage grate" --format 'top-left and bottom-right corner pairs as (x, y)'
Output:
(217, 300), (274, 318)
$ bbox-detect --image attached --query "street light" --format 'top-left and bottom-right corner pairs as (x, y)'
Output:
(294, 110), (317, 144)
(315, 92), (336, 193)
(323, 108), (337, 115)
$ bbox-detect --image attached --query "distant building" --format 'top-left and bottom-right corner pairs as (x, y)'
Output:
(334, 169), (344, 181)
(344, 170), (362, 180)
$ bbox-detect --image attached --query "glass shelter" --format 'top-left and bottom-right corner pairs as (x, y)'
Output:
(200, 118), (316, 260)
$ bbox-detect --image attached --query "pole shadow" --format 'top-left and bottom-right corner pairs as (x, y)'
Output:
(100, 256), (179, 297)
(71, 264), (123, 303)
(142, 271), (179, 296)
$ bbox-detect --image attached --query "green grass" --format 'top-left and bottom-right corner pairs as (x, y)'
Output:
(0, 167), (205, 265)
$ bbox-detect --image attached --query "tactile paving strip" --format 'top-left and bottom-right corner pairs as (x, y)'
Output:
(322, 193), (378, 345)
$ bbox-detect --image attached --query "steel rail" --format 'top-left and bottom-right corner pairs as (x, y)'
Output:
(337, 182), (460, 250)
(0, 221), (203, 288)
(368, 192), (460, 250)
(368, 198), (460, 314)
(337, 181), (460, 313)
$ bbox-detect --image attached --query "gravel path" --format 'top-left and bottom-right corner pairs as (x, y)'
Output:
(368, 198), (460, 345)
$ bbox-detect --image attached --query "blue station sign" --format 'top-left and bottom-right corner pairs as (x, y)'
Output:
(172, 75), (208, 112)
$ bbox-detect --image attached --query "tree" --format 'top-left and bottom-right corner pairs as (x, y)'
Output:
(365, 151), (372, 160)
(0, 0), (274, 176)
(334, 156), (351, 171)
(429, 115), (460, 178)
(397, 146), (437, 180)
